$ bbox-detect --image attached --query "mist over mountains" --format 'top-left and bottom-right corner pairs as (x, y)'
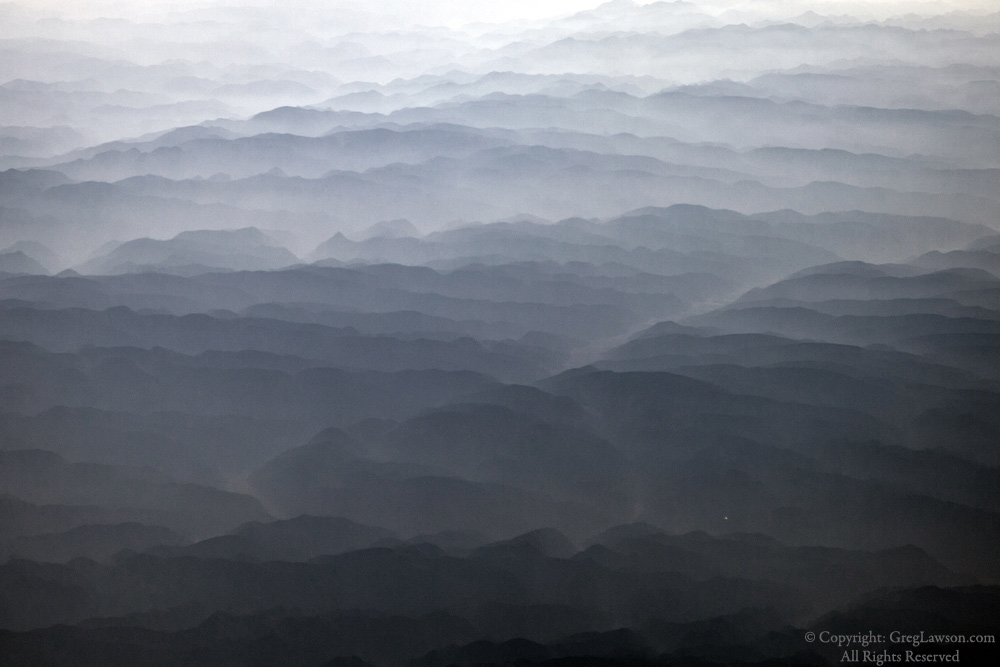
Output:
(1, 1), (999, 666)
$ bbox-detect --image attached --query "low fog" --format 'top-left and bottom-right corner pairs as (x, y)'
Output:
(1, 1), (998, 666)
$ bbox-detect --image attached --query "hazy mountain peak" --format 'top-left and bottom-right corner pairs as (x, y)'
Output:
(358, 219), (422, 240)
(0, 251), (48, 275)
(478, 527), (577, 558)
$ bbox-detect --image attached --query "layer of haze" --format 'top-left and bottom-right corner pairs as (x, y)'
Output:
(1, 3), (1000, 663)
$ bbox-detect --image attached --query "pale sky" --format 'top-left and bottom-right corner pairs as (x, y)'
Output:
(11, 0), (997, 25)
(9, 0), (604, 22)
